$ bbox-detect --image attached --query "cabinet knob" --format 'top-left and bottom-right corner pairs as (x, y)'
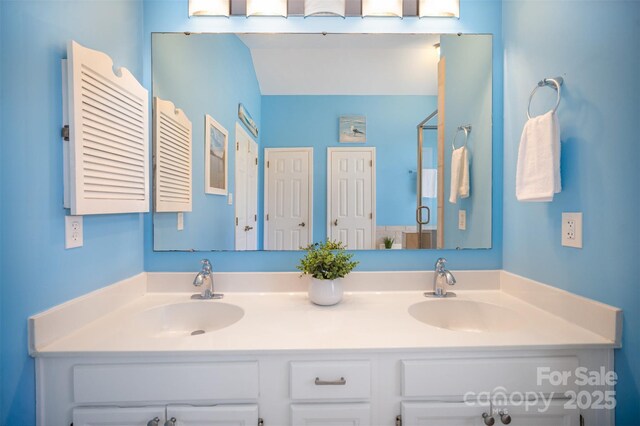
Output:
(334, 219), (338, 226)
(482, 412), (496, 426)
(147, 418), (160, 426)
(499, 410), (512, 424)
(164, 418), (177, 426)
(299, 222), (306, 227)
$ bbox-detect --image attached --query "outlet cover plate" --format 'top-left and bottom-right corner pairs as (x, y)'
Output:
(458, 210), (467, 230)
(65, 215), (83, 249)
(177, 212), (184, 231)
(562, 212), (583, 248)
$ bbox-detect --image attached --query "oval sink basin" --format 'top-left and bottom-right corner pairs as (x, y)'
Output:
(408, 299), (524, 333)
(132, 302), (244, 338)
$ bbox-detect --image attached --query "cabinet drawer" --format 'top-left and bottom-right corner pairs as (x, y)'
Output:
(290, 360), (371, 400)
(73, 361), (259, 403)
(402, 356), (578, 398)
(290, 403), (371, 425)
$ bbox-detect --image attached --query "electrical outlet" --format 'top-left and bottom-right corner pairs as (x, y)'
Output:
(562, 212), (583, 248)
(228, 193), (233, 205)
(177, 212), (184, 231)
(458, 210), (467, 230)
(65, 215), (83, 249)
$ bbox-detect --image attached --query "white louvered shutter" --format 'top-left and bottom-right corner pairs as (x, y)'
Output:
(153, 97), (193, 212)
(66, 40), (149, 215)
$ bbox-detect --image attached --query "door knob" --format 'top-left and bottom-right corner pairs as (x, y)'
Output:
(299, 222), (306, 227)
(164, 418), (177, 426)
(499, 410), (512, 424)
(334, 219), (338, 226)
(482, 412), (495, 426)
(244, 225), (254, 231)
(147, 418), (160, 426)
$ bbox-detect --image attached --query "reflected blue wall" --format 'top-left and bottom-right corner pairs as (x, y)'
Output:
(152, 33), (261, 251)
(502, 1), (640, 423)
(262, 95), (437, 244)
(441, 35), (493, 249)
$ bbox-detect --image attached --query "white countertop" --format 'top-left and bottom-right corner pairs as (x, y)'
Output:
(32, 278), (619, 357)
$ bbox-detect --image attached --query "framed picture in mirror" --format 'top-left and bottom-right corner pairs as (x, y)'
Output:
(339, 115), (366, 143)
(204, 114), (228, 195)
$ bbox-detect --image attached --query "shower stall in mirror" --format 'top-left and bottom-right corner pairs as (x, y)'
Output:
(416, 110), (439, 249)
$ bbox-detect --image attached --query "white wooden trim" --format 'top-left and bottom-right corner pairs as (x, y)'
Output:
(327, 147), (376, 249)
(263, 147), (314, 250)
(204, 115), (228, 196)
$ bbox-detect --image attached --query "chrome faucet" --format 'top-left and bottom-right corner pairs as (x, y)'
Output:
(192, 259), (223, 300)
(425, 258), (456, 298)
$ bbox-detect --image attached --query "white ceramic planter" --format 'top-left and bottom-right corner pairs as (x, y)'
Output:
(308, 277), (344, 306)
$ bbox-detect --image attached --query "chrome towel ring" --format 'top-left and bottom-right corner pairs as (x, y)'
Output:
(452, 125), (472, 150)
(527, 77), (564, 119)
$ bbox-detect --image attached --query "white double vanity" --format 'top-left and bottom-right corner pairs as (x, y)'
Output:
(30, 271), (621, 426)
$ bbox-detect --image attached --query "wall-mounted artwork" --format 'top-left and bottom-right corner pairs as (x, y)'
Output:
(205, 115), (228, 195)
(339, 115), (367, 143)
(238, 103), (258, 138)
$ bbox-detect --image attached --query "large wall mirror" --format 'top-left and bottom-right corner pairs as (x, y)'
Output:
(152, 33), (492, 252)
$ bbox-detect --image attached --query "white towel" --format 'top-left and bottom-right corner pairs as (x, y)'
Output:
(421, 169), (437, 198)
(449, 146), (469, 204)
(516, 110), (561, 202)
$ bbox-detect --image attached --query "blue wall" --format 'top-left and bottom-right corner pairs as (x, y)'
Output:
(0, 1), (145, 424)
(262, 95), (437, 243)
(441, 34), (493, 249)
(0, 0), (4, 420)
(502, 1), (640, 423)
(152, 33), (262, 251)
(143, 0), (504, 272)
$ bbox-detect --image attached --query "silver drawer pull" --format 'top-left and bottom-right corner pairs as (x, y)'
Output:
(315, 376), (346, 386)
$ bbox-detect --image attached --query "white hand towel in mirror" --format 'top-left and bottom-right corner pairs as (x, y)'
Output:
(449, 146), (469, 204)
(516, 110), (561, 202)
(421, 169), (437, 198)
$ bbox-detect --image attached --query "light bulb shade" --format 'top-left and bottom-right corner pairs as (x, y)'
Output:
(246, 0), (288, 17)
(362, 0), (403, 17)
(304, 0), (346, 17)
(419, 0), (460, 17)
(188, 0), (230, 16)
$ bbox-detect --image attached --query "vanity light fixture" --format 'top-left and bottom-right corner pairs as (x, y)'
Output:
(246, 0), (288, 17)
(361, 0), (403, 18)
(304, 0), (346, 17)
(188, 0), (230, 16)
(418, 0), (460, 18)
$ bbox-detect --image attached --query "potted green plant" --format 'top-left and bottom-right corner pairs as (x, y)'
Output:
(297, 240), (359, 306)
(383, 236), (395, 249)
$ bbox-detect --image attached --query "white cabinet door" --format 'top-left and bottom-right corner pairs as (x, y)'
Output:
(72, 406), (165, 426)
(401, 401), (579, 426)
(166, 404), (259, 425)
(402, 402), (486, 426)
(505, 401), (579, 426)
(290, 403), (370, 426)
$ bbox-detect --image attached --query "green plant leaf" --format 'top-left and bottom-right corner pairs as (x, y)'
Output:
(296, 239), (359, 280)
